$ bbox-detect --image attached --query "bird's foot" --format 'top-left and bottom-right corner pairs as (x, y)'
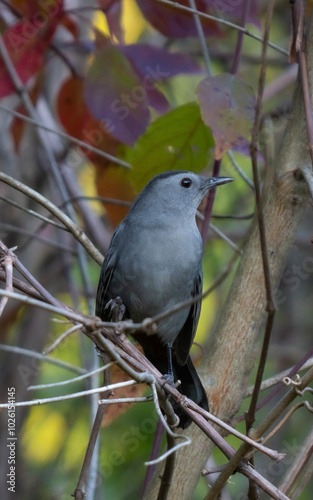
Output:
(161, 372), (175, 387)
(104, 297), (126, 323)
(104, 296), (126, 322)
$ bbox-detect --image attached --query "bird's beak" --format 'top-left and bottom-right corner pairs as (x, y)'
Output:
(200, 176), (234, 194)
(209, 177), (234, 187)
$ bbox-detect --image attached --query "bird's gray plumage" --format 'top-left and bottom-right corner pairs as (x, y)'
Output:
(96, 170), (233, 427)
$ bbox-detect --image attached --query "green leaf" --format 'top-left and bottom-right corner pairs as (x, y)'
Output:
(129, 101), (214, 190)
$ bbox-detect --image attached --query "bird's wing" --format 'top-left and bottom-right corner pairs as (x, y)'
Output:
(95, 222), (125, 319)
(174, 270), (203, 366)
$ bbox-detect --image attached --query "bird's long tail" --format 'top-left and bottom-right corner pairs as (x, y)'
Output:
(172, 355), (209, 428)
(132, 333), (208, 428)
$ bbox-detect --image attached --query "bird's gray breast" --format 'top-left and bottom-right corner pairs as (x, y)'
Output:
(110, 221), (203, 345)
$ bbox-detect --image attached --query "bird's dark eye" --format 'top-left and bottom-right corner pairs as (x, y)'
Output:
(180, 177), (192, 188)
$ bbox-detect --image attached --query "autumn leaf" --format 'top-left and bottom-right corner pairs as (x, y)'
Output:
(196, 73), (255, 159)
(130, 101), (214, 190)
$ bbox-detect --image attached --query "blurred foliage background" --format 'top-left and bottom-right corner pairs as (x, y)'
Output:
(0, 0), (312, 499)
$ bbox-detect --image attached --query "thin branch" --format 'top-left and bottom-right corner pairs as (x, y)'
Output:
(0, 241), (69, 308)
(292, 0), (313, 168)
(209, 223), (242, 255)
(279, 425), (313, 496)
(0, 269), (44, 300)
(230, 0), (251, 75)
(0, 173), (103, 264)
(187, 414), (288, 500)
(0, 195), (68, 231)
(0, 103), (130, 168)
(204, 367), (313, 499)
(227, 150), (254, 189)
(156, 432), (176, 500)
(0, 343), (85, 374)
(74, 369), (111, 500)
(245, 0), (277, 435)
(0, 247), (14, 316)
(188, 0), (211, 73)
(245, 357), (313, 396)
(28, 362), (114, 390)
(0, 380), (138, 408)
(0, 222), (75, 252)
(43, 323), (83, 354)
(156, 0), (288, 55)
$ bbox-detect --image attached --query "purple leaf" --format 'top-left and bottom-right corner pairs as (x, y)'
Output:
(207, 0), (261, 28)
(98, 0), (124, 43)
(136, 0), (222, 38)
(84, 44), (150, 145)
(120, 44), (203, 112)
(196, 73), (256, 159)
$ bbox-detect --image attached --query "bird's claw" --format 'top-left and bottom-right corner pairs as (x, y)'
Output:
(104, 296), (126, 322)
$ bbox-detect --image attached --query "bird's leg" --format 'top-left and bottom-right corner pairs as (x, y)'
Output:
(161, 343), (175, 386)
(104, 296), (126, 322)
(167, 343), (174, 380)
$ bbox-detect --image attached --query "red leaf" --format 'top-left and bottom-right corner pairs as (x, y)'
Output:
(57, 75), (118, 153)
(0, 1), (64, 97)
(57, 74), (135, 227)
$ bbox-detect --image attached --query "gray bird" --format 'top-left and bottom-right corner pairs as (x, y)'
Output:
(96, 170), (233, 428)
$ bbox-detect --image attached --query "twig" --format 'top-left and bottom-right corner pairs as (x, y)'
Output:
(188, 0), (211, 73)
(0, 103), (130, 168)
(0, 245), (15, 316)
(208, 223), (242, 254)
(185, 413), (288, 500)
(0, 288), (95, 325)
(28, 362), (114, 390)
(291, 0), (313, 168)
(227, 150), (254, 189)
(155, 0), (288, 55)
(43, 323), (83, 354)
(74, 369), (111, 499)
(156, 432), (176, 500)
(0, 195), (68, 231)
(259, 402), (306, 446)
(201, 158), (221, 242)
(0, 344), (85, 374)
(0, 380), (138, 408)
(177, 401), (283, 462)
(230, 0), (251, 75)
(245, 357), (313, 396)
(204, 367), (313, 499)
(246, 0), (276, 440)
(0, 269), (44, 300)
(279, 424), (313, 496)
(0, 223), (75, 252)
(0, 173), (103, 264)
